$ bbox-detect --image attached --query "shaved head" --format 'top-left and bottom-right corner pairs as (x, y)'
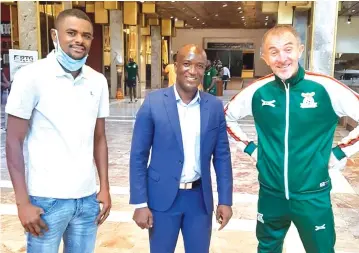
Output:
(177, 44), (207, 61)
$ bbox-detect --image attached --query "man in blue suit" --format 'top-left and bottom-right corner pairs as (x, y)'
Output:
(129, 44), (233, 253)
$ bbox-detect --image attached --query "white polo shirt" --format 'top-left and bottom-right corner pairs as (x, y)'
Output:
(5, 52), (109, 199)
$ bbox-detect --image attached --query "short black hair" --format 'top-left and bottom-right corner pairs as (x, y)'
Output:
(55, 9), (92, 29)
(173, 54), (177, 62)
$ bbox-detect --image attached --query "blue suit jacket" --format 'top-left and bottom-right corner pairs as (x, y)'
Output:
(129, 86), (233, 213)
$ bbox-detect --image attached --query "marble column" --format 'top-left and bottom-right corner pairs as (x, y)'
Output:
(136, 25), (143, 98)
(293, 10), (309, 68)
(139, 35), (147, 97)
(62, 2), (72, 10)
(109, 10), (124, 99)
(309, 0), (339, 76)
(151, 26), (161, 89)
(17, 1), (39, 54)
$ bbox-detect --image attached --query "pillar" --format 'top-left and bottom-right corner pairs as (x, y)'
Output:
(140, 35), (147, 96)
(17, 1), (40, 56)
(151, 26), (161, 89)
(136, 25), (143, 98)
(62, 2), (72, 10)
(293, 9), (309, 68)
(309, 1), (338, 76)
(109, 10), (124, 99)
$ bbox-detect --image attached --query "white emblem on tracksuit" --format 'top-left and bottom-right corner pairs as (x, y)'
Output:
(315, 224), (326, 231)
(261, 99), (276, 107)
(300, 92), (318, 108)
(257, 213), (264, 224)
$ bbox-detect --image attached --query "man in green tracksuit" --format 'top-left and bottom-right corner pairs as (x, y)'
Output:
(203, 60), (217, 95)
(225, 25), (359, 252)
(125, 57), (140, 103)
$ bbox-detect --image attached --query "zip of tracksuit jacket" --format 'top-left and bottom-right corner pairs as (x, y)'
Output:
(225, 65), (359, 200)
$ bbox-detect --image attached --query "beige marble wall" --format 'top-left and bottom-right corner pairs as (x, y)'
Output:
(151, 26), (161, 89)
(17, 1), (39, 52)
(309, 1), (338, 76)
(62, 2), (72, 10)
(110, 10), (124, 98)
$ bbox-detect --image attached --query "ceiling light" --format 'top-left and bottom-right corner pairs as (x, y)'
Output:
(352, 9), (355, 12)
(202, 22), (205, 24)
(197, 18), (200, 20)
(239, 11), (243, 13)
(265, 22), (268, 26)
(171, 16), (173, 19)
(222, 4), (227, 7)
(175, 18), (178, 21)
(193, 16), (196, 19)
(215, 14), (218, 16)
(242, 16), (245, 18)
(238, 7), (242, 10)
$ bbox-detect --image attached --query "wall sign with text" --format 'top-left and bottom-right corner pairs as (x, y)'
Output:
(207, 42), (254, 50)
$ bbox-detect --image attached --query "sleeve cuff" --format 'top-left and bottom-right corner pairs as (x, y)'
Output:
(332, 145), (346, 161)
(244, 141), (257, 156)
(134, 203), (148, 209)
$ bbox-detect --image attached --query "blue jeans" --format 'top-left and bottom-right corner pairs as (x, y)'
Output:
(27, 193), (100, 253)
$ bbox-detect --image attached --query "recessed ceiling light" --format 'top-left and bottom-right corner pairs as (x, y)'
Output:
(238, 7), (241, 10)
(175, 18), (178, 21)
(239, 11), (243, 13)
(193, 16), (196, 19)
(202, 22), (205, 24)
(352, 9), (355, 12)
(265, 22), (268, 26)
(171, 16), (173, 19)
(197, 18), (200, 20)
(215, 14), (218, 16)
(223, 4), (227, 7)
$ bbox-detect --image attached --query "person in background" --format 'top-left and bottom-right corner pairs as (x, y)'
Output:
(5, 9), (111, 253)
(125, 57), (140, 103)
(1, 61), (11, 104)
(222, 65), (231, 90)
(203, 60), (217, 96)
(163, 53), (177, 87)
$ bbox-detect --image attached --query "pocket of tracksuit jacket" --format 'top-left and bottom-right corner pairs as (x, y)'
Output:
(289, 150), (331, 194)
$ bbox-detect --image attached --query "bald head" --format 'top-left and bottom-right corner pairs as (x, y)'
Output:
(175, 44), (207, 93)
(177, 44), (207, 61)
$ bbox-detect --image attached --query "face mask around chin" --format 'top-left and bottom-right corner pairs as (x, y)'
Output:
(53, 30), (88, 71)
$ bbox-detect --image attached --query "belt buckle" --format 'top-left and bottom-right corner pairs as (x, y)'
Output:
(179, 182), (193, 189)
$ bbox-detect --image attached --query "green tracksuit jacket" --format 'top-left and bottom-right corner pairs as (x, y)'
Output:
(225, 66), (359, 200)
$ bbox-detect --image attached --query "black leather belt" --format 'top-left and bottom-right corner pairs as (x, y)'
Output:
(179, 178), (201, 189)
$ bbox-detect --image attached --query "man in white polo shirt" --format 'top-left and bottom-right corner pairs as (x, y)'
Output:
(5, 9), (111, 253)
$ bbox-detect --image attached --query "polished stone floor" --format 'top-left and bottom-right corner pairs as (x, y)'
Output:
(1, 80), (359, 252)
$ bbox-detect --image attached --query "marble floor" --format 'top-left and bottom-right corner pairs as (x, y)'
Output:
(1, 85), (359, 253)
